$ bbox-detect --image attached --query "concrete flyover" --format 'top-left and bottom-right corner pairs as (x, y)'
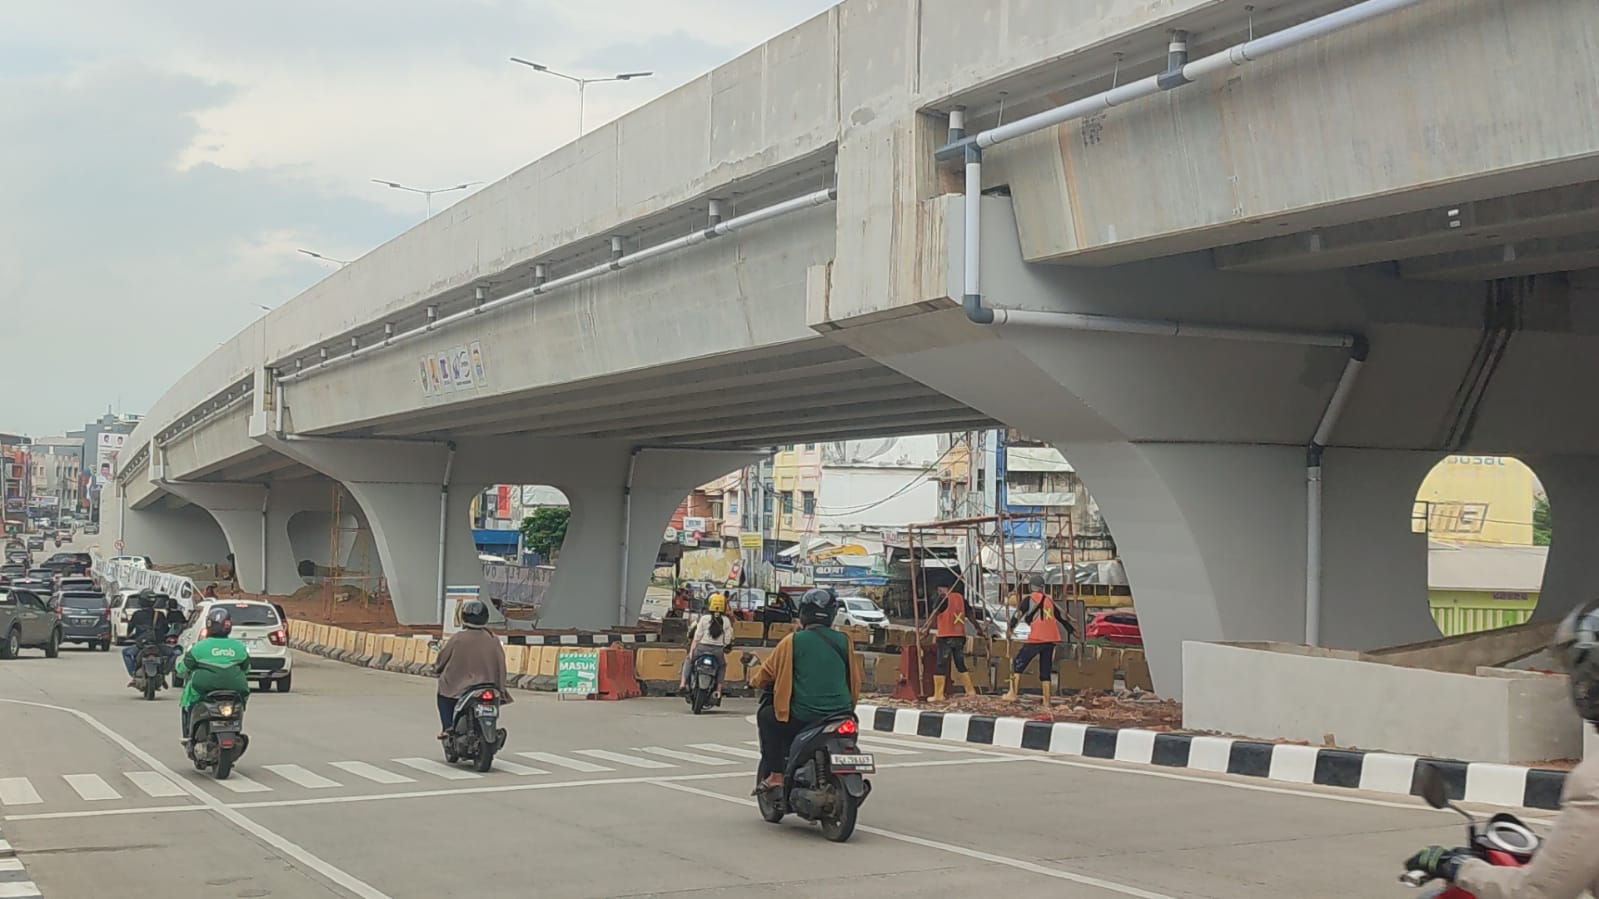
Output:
(114, 0), (1599, 694)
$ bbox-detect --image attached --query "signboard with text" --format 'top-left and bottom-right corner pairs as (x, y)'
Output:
(557, 650), (599, 696)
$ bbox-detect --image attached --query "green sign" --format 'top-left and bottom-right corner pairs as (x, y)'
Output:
(557, 650), (600, 696)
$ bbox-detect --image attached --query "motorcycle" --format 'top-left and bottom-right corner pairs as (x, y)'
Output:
(186, 690), (248, 780)
(443, 683), (506, 772)
(684, 649), (723, 715)
(131, 633), (174, 701)
(755, 711), (874, 842)
(1401, 763), (1539, 897)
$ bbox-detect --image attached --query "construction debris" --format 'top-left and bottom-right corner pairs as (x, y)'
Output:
(874, 688), (1182, 730)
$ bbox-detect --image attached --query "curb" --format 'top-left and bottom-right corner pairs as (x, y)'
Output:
(857, 704), (1569, 810)
(504, 633), (657, 646)
(0, 823), (43, 897)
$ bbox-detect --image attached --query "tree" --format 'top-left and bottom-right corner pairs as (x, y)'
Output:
(519, 506), (570, 559)
(1533, 495), (1552, 547)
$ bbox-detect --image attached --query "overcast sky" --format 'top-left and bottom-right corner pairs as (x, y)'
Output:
(0, 0), (834, 437)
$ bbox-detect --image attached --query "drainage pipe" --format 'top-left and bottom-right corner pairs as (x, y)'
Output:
(276, 187), (837, 385)
(618, 447), (642, 627)
(435, 442), (456, 627)
(1303, 336), (1369, 645)
(260, 484), (271, 595)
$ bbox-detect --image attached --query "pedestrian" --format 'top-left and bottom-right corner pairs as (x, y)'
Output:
(203, 584), (218, 600)
(1003, 576), (1076, 705)
(922, 582), (976, 701)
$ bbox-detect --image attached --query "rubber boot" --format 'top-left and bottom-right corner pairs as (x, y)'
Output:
(1002, 674), (1020, 702)
(932, 675), (947, 702)
(958, 672), (977, 696)
(1041, 682), (1053, 707)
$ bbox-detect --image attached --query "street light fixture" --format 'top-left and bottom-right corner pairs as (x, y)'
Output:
(370, 179), (484, 219)
(296, 248), (353, 267)
(508, 57), (653, 135)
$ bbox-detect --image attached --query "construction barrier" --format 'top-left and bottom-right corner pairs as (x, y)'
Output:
(595, 643), (640, 701)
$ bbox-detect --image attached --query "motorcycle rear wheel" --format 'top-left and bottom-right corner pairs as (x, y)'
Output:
(215, 747), (234, 780)
(691, 688), (707, 715)
(819, 791), (858, 843)
(142, 676), (157, 701)
(473, 744), (497, 772)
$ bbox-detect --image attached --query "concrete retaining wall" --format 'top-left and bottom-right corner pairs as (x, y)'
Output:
(1184, 641), (1585, 764)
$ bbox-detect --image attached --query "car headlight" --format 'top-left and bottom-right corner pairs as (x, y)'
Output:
(218, 704), (236, 717)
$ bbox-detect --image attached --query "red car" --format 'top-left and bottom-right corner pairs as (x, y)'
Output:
(1085, 611), (1142, 646)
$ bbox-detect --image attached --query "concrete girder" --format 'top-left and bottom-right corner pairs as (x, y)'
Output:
(1400, 232), (1599, 281)
(1214, 182), (1599, 274)
(642, 413), (999, 450)
(577, 394), (971, 442)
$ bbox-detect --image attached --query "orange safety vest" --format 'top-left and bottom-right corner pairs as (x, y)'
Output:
(935, 592), (967, 638)
(1025, 592), (1061, 644)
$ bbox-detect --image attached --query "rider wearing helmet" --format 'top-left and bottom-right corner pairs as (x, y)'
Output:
(747, 588), (860, 789)
(679, 592), (736, 695)
(174, 606), (251, 741)
(121, 591), (162, 685)
(433, 599), (511, 740)
(1405, 599), (1599, 897)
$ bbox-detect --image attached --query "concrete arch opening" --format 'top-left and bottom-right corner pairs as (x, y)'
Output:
(1415, 455), (1548, 637)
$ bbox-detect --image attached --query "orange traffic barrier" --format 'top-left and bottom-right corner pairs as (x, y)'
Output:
(891, 643), (935, 701)
(595, 643), (641, 701)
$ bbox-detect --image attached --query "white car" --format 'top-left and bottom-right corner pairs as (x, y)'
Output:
(174, 599), (293, 693)
(109, 588), (144, 644)
(838, 596), (889, 629)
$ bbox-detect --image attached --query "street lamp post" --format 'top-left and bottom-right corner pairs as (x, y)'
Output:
(370, 179), (484, 219)
(297, 248), (352, 267)
(508, 58), (653, 135)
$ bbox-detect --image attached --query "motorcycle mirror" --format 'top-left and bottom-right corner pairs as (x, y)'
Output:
(1417, 763), (1450, 810)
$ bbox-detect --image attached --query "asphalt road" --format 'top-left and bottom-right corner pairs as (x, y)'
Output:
(1, 631), (1550, 899)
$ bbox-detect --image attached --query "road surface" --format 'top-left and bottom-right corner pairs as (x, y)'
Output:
(0, 631), (1532, 899)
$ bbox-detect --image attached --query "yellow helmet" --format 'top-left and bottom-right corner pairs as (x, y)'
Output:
(708, 593), (727, 612)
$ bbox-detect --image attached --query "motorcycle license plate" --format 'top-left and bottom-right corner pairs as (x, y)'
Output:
(829, 753), (875, 772)
(473, 705), (497, 717)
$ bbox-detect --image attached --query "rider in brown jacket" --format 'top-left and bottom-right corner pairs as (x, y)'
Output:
(1406, 598), (1599, 899)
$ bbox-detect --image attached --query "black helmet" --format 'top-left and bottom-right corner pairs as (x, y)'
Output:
(797, 588), (839, 628)
(204, 606), (233, 639)
(460, 599), (490, 628)
(1553, 599), (1599, 724)
(137, 590), (157, 609)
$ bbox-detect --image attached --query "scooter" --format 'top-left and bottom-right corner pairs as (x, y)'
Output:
(443, 683), (506, 772)
(1401, 763), (1539, 897)
(755, 711), (874, 842)
(684, 649), (723, 715)
(130, 633), (173, 701)
(187, 690), (248, 780)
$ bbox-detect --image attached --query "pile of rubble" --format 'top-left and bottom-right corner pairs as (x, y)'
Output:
(878, 688), (1183, 730)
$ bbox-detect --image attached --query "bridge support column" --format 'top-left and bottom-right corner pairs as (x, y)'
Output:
(111, 497), (232, 573)
(1527, 455), (1599, 623)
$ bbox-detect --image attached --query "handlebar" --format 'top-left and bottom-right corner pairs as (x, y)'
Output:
(1399, 871), (1431, 888)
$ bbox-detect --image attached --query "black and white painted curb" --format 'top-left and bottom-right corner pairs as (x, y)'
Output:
(858, 704), (1570, 811)
(503, 633), (657, 646)
(0, 823), (42, 898)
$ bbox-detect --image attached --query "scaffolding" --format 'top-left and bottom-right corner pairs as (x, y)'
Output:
(321, 484), (375, 621)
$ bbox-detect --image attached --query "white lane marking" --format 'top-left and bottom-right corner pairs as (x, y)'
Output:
(392, 758), (481, 780)
(330, 762), (415, 785)
(63, 774), (120, 801)
(0, 880), (42, 898)
(0, 699), (395, 899)
(637, 747), (736, 766)
(572, 749), (674, 769)
(264, 765), (341, 790)
(125, 772), (187, 798)
(516, 752), (611, 773)
(688, 742), (762, 760)
(210, 774), (272, 794)
(651, 780), (1178, 899)
(483, 759), (547, 776)
(6, 757), (1029, 819)
(0, 779), (42, 807)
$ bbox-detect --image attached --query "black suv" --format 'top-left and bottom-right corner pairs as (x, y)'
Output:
(41, 552), (93, 577)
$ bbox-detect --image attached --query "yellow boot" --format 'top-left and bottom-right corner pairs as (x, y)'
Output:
(1041, 682), (1053, 707)
(932, 675), (948, 701)
(958, 671), (977, 696)
(1002, 674), (1020, 702)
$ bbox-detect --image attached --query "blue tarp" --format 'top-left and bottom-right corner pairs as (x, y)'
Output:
(473, 528), (519, 548)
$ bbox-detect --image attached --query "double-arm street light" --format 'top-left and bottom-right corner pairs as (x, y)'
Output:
(508, 58), (653, 135)
(371, 179), (484, 219)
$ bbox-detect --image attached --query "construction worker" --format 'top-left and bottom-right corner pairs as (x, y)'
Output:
(923, 582), (977, 701)
(1003, 576), (1075, 705)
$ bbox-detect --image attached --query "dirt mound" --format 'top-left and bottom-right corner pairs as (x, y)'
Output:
(873, 689), (1183, 730)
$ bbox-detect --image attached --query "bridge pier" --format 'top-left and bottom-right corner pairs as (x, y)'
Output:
(109, 494), (232, 574)
(1525, 455), (1599, 624)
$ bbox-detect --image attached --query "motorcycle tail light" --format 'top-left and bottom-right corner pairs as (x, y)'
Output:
(480, 690), (496, 701)
(268, 628), (287, 646)
(836, 718), (857, 735)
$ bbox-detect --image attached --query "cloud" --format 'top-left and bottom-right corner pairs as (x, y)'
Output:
(0, 0), (835, 436)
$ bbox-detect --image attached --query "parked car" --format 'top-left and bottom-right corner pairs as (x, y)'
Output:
(1085, 611), (1142, 646)
(174, 600), (292, 692)
(58, 591), (112, 651)
(838, 596), (888, 629)
(0, 587), (63, 658)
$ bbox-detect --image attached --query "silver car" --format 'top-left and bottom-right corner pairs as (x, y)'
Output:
(0, 587), (63, 659)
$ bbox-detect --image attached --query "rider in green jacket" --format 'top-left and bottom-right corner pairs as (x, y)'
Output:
(175, 607), (251, 741)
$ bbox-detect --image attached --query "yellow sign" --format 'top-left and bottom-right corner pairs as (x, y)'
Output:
(739, 534), (763, 549)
